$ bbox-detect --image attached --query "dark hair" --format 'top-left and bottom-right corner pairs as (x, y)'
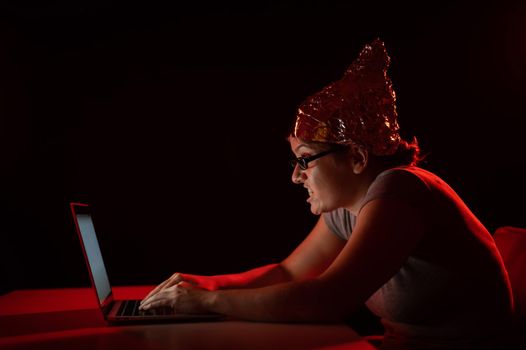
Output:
(374, 137), (424, 167)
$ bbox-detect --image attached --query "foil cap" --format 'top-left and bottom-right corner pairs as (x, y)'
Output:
(294, 38), (401, 156)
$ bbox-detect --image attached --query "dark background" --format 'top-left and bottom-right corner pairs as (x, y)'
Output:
(1, 1), (525, 295)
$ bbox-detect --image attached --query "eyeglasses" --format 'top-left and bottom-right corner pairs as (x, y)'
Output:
(290, 149), (335, 170)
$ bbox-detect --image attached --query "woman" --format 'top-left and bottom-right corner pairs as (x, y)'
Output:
(140, 39), (513, 349)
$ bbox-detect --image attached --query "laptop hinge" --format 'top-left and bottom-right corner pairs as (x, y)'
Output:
(101, 294), (115, 318)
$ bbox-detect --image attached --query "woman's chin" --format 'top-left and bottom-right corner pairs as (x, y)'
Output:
(309, 202), (323, 216)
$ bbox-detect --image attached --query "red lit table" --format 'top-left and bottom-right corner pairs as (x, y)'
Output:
(0, 286), (376, 350)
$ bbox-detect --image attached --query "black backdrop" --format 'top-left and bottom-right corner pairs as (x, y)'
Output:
(1, 1), (525, 294)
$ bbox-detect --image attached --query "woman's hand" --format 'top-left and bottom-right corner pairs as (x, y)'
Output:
(139, 281), (214, 314)
(139, 273), (218, 311)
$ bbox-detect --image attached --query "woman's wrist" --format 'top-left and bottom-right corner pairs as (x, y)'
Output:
(203, 289), (222, 314)
(207, 276), (224, 290)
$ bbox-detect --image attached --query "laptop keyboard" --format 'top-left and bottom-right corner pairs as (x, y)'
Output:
(117, 299), (175, 317)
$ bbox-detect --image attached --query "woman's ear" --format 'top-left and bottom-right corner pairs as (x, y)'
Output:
(350, 144), (368, 174)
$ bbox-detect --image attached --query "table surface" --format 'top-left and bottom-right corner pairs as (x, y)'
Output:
(0, 286), (376, 350)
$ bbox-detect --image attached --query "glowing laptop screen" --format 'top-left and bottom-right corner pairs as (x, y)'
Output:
(76, 213), (112, 306)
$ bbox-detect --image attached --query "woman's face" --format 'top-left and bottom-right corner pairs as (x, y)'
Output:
(289, 137), (357, 215)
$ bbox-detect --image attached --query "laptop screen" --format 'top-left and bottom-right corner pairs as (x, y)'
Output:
(73, 209), (112, 306)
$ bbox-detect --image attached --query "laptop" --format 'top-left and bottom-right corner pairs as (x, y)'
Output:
(70, 202), (223, 324)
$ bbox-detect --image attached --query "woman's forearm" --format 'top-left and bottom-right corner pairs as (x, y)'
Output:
(205, 278), (352, 323)
(209, 263), (293, 289)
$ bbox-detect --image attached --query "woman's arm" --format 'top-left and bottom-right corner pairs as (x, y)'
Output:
(141, 198), (426, 322)
(185, 263), (292, 290)
(141, 217), (345, 305)
(206, 216), (348, 288)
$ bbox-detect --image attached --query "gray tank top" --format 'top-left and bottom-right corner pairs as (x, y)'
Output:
(323, 167), (513, 347)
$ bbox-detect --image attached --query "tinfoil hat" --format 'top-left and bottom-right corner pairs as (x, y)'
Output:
(293, 38), (401, 156)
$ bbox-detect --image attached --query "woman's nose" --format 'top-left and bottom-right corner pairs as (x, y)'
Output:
(291, 165), (304, 184)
